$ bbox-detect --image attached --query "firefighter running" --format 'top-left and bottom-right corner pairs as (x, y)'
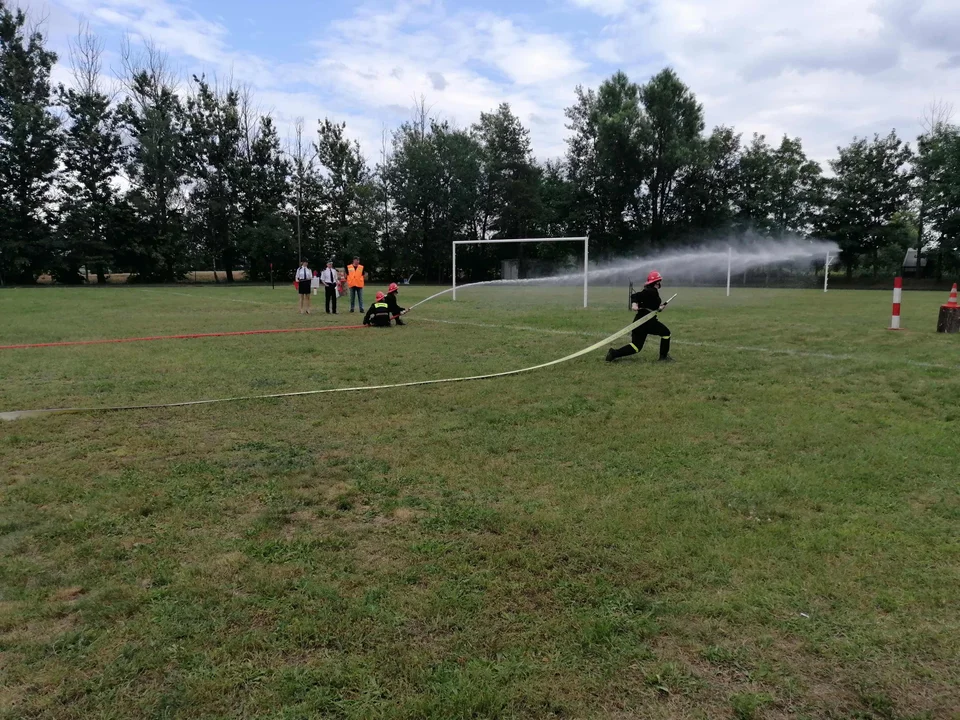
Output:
(383, 283), (407, 325)
(363, 292), (393, 327)
(606, 271), (675, 363)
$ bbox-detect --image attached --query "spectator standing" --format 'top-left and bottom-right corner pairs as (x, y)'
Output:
(320, 260), (339, 314)
(295, 260), (312, 314)
(346, 257), (366, 313)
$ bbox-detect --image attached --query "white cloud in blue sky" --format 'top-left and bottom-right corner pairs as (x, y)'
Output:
(20, 0), (960, 166)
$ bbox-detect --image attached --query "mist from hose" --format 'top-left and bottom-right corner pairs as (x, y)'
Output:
(522, 237), (840, 286)
(409, 238), (840, 310)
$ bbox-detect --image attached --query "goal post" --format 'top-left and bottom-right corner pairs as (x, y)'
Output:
(452, 236), (589, 307)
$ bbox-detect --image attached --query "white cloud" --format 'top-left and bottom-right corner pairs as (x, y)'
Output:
(568, 0), (631, 17)
(311, 2), (591, 160)
(20, 0), (960, 170)
(474, 16), (585, 85)
(64, 0), (230, 63)
(586, 0), (960, 163)
(30, 0), (590, 160)
(50, 0), (280, 87)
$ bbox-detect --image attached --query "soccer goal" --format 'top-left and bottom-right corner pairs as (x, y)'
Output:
(452, 236), (589, 307)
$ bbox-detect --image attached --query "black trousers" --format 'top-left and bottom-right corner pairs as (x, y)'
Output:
(324, 285), (337, 313)
(612, 317), (671, 359)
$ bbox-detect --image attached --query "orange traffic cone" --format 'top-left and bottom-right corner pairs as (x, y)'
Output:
(943, 283), (959, 309)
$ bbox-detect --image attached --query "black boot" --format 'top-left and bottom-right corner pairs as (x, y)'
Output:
(659, 336), (671, 359)
(605, 348), (616, 362)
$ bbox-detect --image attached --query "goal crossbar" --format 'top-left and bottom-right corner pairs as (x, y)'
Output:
(452, 236), (589, 307)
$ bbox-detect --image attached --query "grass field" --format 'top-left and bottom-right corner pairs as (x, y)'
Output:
(1, 284), (959, 720)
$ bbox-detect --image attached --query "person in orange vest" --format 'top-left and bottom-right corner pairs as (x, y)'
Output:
(346, 256), (366, 313)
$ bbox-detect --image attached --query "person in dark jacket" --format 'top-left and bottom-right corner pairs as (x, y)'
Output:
(363, 292), (393, 327)
(384, 283), (407, 325)
(606, 271), (675, 362)
(320, 259), (339, 314)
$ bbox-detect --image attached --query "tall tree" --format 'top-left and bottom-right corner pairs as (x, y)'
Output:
(116, 40), (190, 282)
(565, 72), (645, 258)
(288, 117), (321, 265)
(473, 103), (542, 240)
(916, 124), (960, 279)
(185, 75), (244, 281)
(735, 134), (824, 237)
(315, 118), (377, 265)
(386, 102), (438, 280)
(0, 2), (60, 284)
(375, 126), (396, 279)
(538, 159), (575, 239)
(937, 134), (960, 278)
(57, 23), (124, 284)
(638, 68), (705, 242)
(431, 122), (484, 280)
(736, 134), (777, 233)
(768, 136), (824, 236)
(469, 103), (544, 277)
(236, 113), (292, 281)
(672, 126), (741, 236)
(388, 116), (483, 282)
(823, 131), (914, 277)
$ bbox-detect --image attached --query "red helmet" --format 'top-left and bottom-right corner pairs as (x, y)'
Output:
(375, 291), (385, 301)
(388, 282), (399, 293)
(645, 271), (663, 285)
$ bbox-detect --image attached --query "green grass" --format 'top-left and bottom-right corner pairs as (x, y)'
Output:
(1, 284), (958, 719)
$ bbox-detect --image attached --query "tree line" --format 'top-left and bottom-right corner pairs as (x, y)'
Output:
(2, 3), (959, 286)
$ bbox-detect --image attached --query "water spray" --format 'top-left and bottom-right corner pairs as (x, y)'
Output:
(435, 238), (840, 304)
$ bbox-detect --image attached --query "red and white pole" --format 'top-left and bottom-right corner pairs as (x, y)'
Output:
(889, 276), (903, 330)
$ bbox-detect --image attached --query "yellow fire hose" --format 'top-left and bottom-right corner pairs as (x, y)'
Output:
(1, 310), (667, 422)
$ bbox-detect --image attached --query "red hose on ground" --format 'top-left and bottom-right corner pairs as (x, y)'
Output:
(0, 323), (370, 350)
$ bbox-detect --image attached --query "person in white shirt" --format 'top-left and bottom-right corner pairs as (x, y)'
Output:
(295, 260), (312, 314)
(320, 259), (339, 314)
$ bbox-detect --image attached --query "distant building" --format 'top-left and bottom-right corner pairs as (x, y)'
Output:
(902, 248), (928, 276)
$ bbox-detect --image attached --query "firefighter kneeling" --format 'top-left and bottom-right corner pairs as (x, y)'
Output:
(384, 282), (407, 326)
(364, 292), (393, 327)
(606, 270), (675, 363)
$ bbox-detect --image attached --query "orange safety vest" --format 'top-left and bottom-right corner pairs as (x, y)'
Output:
(347, 264), (365, 288)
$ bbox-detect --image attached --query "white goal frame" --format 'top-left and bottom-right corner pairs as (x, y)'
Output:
(452, 236), (589, 307)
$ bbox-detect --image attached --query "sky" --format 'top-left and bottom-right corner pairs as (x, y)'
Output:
(18, 0), (960, 167)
